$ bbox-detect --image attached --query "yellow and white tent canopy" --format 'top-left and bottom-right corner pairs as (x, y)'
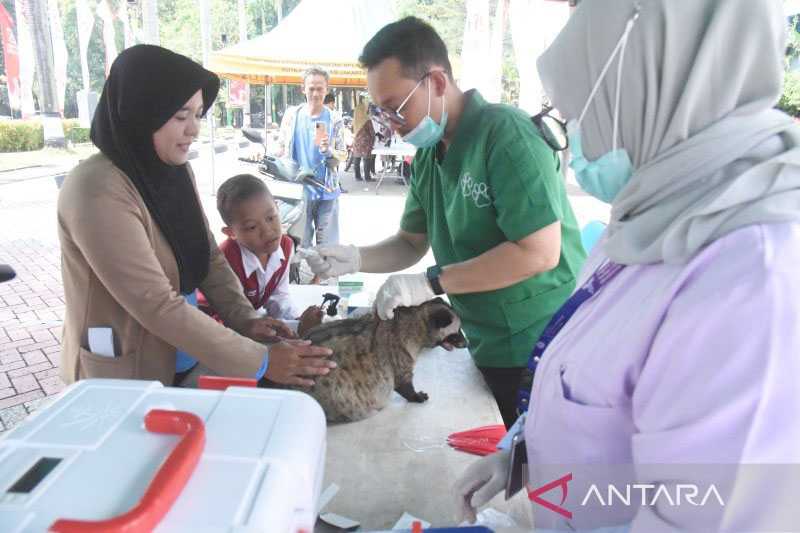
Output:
(208, 0), (396, 87)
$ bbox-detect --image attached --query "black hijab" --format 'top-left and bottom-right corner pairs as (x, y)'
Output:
(90, 44), (220, 294)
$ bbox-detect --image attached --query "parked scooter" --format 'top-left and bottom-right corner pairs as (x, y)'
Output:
(240, 128), (333, 191)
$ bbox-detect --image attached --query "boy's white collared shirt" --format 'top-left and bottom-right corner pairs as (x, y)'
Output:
(239, 243), (292, 318)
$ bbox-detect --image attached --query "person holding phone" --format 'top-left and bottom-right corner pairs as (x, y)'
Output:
(314, 122), (327, 148)
(275, 67), (346, 248)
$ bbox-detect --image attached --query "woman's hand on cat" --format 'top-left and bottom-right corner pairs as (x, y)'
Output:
(375, 273), (435, 319)
(265, 340), (336, 387)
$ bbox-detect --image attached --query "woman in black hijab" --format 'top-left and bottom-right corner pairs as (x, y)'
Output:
(57, 45), (334, 387)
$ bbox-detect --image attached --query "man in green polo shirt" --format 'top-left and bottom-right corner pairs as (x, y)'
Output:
(305, 16), (585, 427)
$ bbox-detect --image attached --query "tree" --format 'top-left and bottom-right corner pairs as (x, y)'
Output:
(246, 0), (277, 37)
(27, 0), (58, 112)
(61, 0), (107, 118)
(0, 0), (9, 115)
(396, 0), (466, 58)
(396, 0), (522, 105)
(155, 0), (300, 124)
(72, 0), (89, 92)
(779, 14), (800, 118)
(47, 0), (68, 112)
(27, 0), (65, 144)
(142, 0), (158, 44)
(155, 0), (298, 62)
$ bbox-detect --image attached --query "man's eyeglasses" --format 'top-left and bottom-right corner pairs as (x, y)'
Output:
(532, 106), (568, 152)
(370, 89), (567, 152)
(369, 71), (435, 130)
(369, 102), (409, 130)
(368, 103), (401, 130)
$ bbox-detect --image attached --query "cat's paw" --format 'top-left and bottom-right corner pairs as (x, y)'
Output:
(412, 390), (429, 403)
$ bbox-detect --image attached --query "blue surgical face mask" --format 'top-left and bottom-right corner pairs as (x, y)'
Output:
(567, 122), (632, 204)
(567, 7), (639, 204)
(399, 77), (448, 149)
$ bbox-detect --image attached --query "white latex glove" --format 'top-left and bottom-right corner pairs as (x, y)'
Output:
(452, 449), (511, 524)
(300, 245), (361, 280)
(374, 273), (435, 320)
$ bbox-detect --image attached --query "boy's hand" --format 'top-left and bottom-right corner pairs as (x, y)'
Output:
(265, 340), (336, 387)
(244, 317), (296, 342)
(264, 317), (297, 339)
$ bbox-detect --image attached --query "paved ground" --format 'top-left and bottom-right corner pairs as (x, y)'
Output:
(0, 139), (609, 435)
(0, 239), (64, 432)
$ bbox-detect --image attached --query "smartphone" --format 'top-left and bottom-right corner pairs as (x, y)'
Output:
(505, 432), (528, 500)
(314, 121), (327, 146)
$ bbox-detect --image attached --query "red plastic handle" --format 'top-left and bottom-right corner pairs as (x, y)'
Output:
(197, 375), (257, 390)
(50, 409), (206, 533)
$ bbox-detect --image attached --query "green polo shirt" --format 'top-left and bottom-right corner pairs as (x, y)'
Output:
(401, 90), (585, 368)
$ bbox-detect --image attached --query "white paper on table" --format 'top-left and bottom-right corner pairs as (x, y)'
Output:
(459, 507), (518, 527)
(316, 483), (340, 515)
(319, 512), (360, 530)
(392, 512), (430, 530)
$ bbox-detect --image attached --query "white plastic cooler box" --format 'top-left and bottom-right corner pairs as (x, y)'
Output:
(0, 377), (327, 533)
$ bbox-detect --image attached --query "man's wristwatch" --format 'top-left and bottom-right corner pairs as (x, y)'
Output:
(426, 265), (445, 295)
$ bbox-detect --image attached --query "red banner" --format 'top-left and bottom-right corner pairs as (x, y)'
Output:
(0, 4), (21, 111)
(229, 80), (247, 107)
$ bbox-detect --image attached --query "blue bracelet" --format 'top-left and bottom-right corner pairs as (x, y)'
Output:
(255, 352), (269, 380)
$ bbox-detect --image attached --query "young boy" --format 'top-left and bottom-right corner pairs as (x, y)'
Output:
(199, 174), (295, 321)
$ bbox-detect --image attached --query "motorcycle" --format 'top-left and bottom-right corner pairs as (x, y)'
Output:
(241, 128), (336, 191)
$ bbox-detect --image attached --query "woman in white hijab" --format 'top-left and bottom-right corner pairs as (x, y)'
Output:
(453, 0), (800, 530)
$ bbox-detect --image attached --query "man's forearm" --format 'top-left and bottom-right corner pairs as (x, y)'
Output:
(439, 242), (557, 294)
(360, 233), (429, 273)
(439, 222), (562, 295)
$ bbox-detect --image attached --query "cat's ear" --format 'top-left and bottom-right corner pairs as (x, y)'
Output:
(430, 308), (453, 329)
(431, 296), (446, 305)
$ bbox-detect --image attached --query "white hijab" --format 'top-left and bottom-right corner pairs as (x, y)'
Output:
(537, 0), (800, 265)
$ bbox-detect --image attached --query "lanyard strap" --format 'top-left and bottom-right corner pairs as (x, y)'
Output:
(516, 261), (625, 415)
